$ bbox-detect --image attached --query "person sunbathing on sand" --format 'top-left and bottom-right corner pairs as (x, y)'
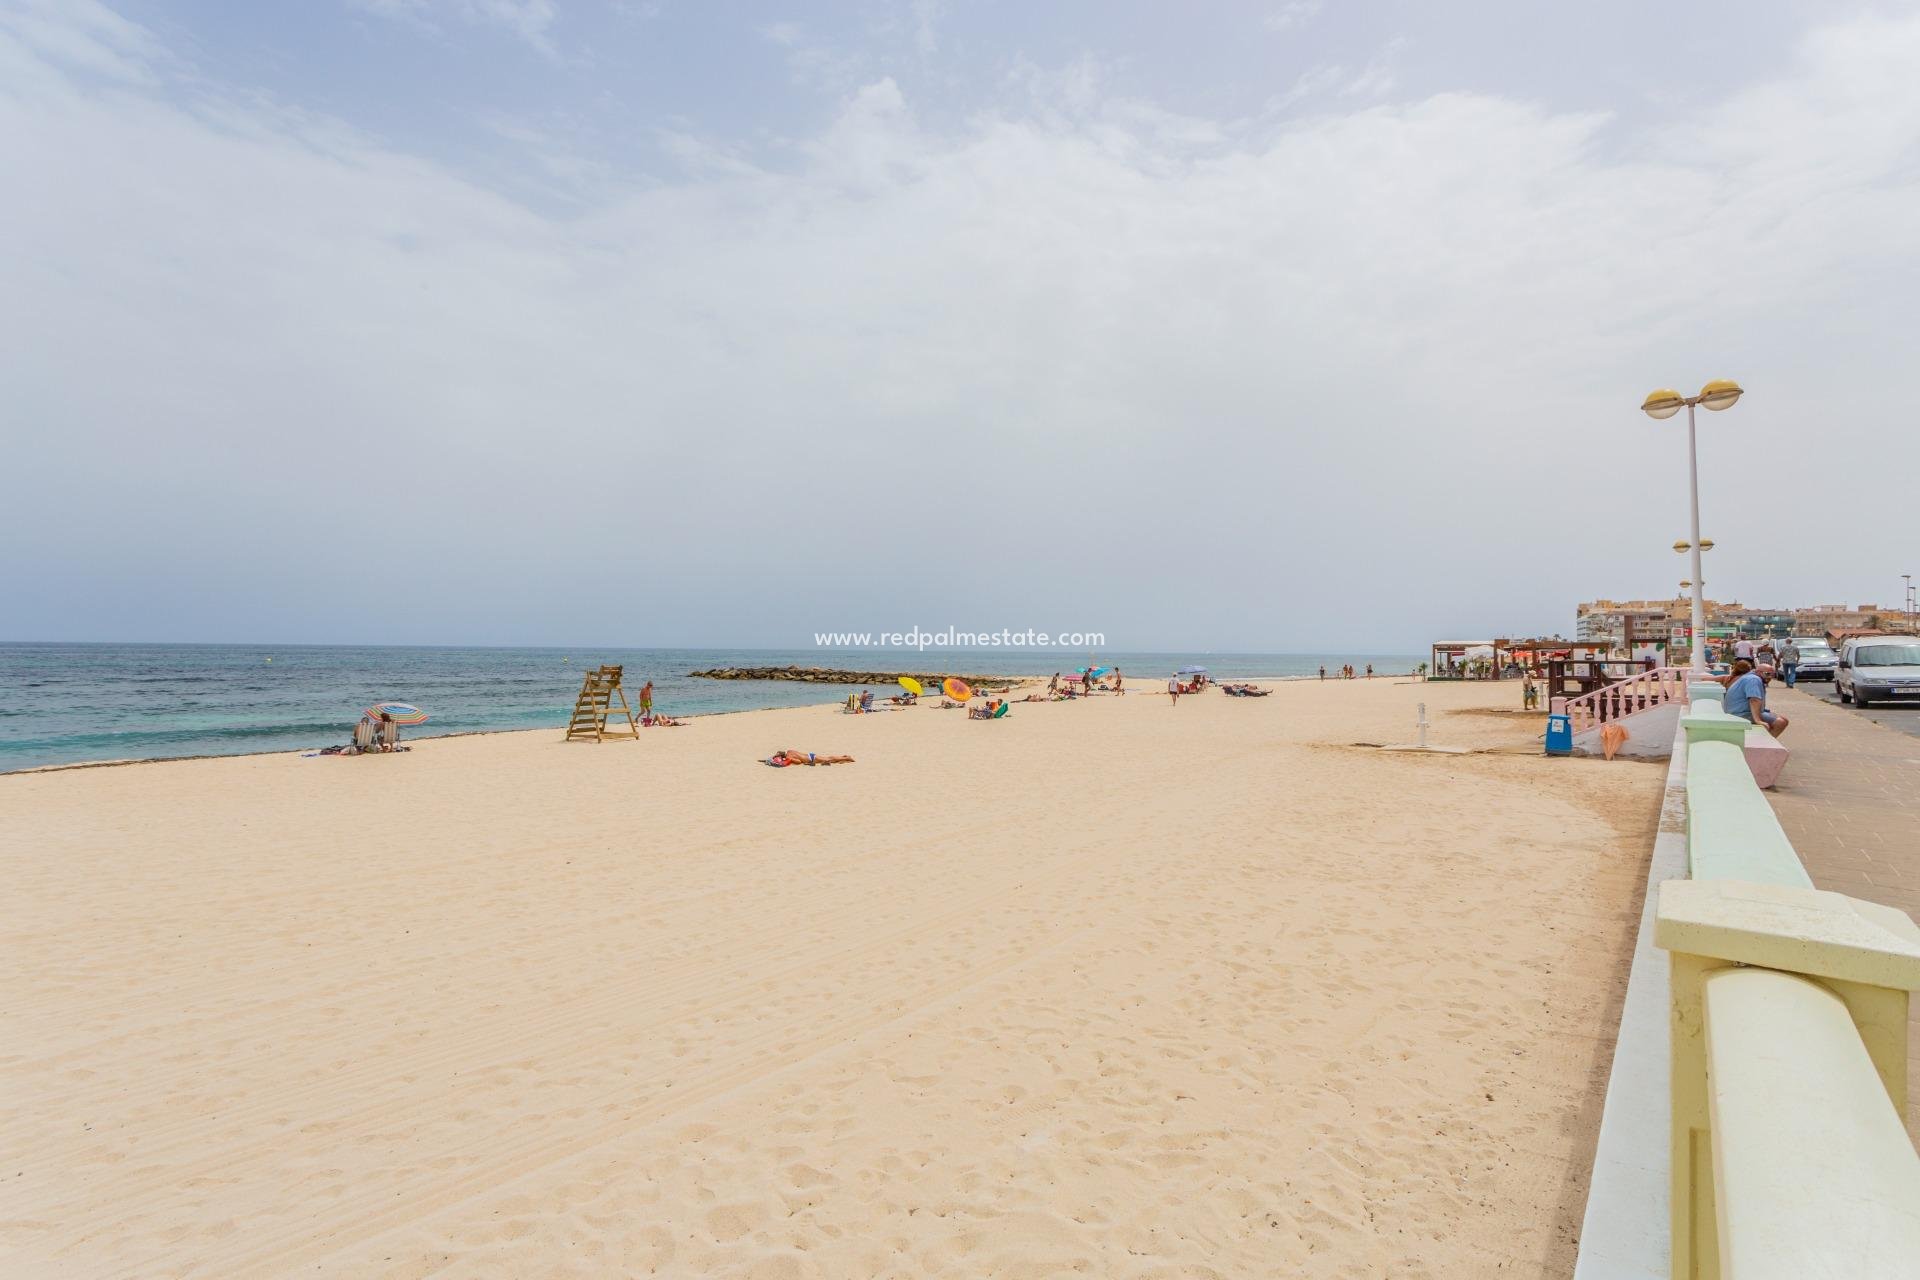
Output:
(765, 749), (854, 767)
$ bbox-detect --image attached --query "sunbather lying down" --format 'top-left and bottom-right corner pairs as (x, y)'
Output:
(764, 749), (854, 767)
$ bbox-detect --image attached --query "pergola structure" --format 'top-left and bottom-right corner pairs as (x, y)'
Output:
(1429, 637), (1598, 680)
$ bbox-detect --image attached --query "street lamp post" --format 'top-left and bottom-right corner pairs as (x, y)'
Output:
(1643, 380), (1744, 675)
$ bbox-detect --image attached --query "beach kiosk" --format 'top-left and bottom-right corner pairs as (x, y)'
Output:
(1429, 641), (1498, 680)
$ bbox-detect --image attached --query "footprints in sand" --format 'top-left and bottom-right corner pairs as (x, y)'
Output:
(5, 689), (1655, 1277)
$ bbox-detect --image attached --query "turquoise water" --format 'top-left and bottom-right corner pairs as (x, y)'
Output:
(0, 644), (1422, 771)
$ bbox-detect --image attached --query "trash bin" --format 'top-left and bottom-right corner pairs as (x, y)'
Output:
(1545, 713), (1572, 756)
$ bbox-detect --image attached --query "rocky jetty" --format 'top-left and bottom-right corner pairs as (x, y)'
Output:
(688, 665), (1021, 690)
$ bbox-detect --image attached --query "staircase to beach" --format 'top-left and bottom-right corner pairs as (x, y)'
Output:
(1562, 665), (1693, 758)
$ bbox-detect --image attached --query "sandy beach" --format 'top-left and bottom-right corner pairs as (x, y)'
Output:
(1, 678), (1661, 1277)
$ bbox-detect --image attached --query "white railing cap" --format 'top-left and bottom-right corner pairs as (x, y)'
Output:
(1656, 879), (1920, 990)
(1707, 968), (1920, 1277)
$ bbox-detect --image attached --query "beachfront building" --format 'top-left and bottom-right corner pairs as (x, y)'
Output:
(1792, 602), (1904, 634)
(1575, 599), (1680, 646)
(1575, 596), (1867, 661)
(1572, 599), (1681, 660)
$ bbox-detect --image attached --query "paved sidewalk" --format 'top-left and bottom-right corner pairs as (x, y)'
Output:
(1765, 685), (1920, 1129)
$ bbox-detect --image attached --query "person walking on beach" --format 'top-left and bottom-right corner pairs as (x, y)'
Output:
(1778, 638), (1801, 688)
(639, 680), (654, 719)
(1319, 665), (1326, 680)
(1723, 659), (1789, 739)
(1048, 672), (1061, 697)
(1167, 677), (1180, 705)
(1365, 663), (1373, 679)
(1112, 668), (1124, 695)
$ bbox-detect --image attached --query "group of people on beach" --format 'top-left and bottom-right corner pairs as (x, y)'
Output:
(1033, 669), (1125, 700)
(1318, 664), (1371, 680)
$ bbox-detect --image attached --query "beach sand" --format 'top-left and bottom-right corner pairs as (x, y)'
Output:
(1, 678), (1660, 1277)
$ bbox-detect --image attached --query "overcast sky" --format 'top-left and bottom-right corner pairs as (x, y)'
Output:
(3, 0), (1916, 651)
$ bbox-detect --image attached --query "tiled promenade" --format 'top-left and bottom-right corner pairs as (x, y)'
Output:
(1764, 686), (1920, 1131)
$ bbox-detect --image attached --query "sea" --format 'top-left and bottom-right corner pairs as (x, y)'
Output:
(0, 644), (1423, 772)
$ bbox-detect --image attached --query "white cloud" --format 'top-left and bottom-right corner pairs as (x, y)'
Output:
(1276, 36), (1405, 109)
(349, 0), (558, 54)
(756, 19), (869, 92)
(911, 0), (940, 55)
(0, 0), (163, 84)
(1264, 1), (1322, 34)
(3, 7), (1918, 645)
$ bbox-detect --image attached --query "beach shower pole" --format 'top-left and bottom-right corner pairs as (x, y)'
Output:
(1417, 703), (1428, 750)
(1643, 380), (1743, 676)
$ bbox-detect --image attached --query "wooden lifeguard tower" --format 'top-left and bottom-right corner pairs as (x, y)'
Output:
(563, 665), (640, 742)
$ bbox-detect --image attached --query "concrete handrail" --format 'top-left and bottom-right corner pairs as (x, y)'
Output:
(1660, 879), (1920, 1279)
(1682, 741), (1809, 888)
(1658, 704), (1920, 1280)
(1578, 689), (1911, 1279)
(1703, 967), (1920, 1278)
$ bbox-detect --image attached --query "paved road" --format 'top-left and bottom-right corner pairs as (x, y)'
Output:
(1764, 686), (1920, 1131)
(1775, 677), (1920, 740)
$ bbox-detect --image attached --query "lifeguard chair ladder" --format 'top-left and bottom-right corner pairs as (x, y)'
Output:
(564, 665), (640, 742)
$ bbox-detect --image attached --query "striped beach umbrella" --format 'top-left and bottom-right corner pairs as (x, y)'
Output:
(365, 702), (429, 725)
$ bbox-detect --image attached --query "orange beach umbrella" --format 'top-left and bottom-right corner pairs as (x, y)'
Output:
(942, 677), (972, 701)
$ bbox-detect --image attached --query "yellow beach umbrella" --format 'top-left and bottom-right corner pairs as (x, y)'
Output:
(898, 676), (923, 696)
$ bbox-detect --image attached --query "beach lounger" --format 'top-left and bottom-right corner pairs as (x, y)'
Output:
(352, 717), (376, 753)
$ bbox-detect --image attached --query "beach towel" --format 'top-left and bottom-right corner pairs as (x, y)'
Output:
(1600, 722), (1629, 761)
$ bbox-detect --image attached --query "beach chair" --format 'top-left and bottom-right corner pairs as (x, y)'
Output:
(379, 718), (398, 752)
(351, 717), (376, 753)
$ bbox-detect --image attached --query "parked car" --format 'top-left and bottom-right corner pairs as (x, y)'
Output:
(1836, 638), (1920, 708)
(1788, 637), (1838, 681)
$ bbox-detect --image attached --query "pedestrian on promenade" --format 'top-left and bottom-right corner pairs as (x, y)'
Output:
(1723, 659), (1789, 739)
(1778, 639), (1801, 688)
(1734, 636), (1756, 664)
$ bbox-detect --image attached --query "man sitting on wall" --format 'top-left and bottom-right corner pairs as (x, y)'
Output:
(1722, 659), (1789, 739)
